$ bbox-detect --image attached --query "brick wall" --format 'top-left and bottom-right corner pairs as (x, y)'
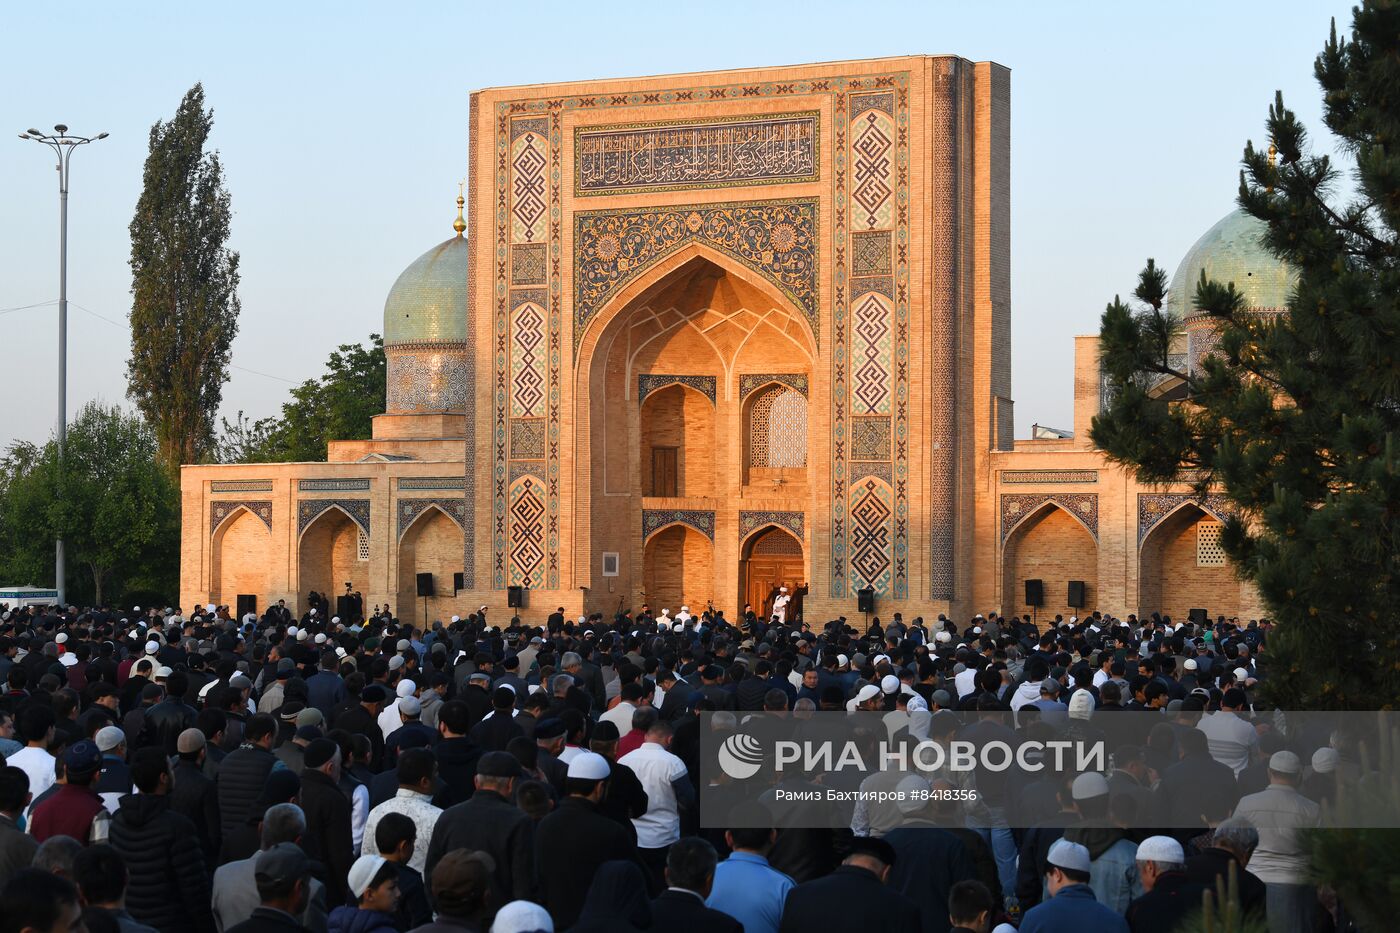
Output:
(1141, 509), (1240, 620)
(394, 508), (466, 624)
(640, 384), (715, 497)
(1005, 506), (1098, 621)
(212, 510), (271, 607)
(298, 512), (368, 608)
(642, 524), (714, 612)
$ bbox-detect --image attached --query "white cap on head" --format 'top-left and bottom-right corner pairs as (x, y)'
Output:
(846, 684), (882, 711)
(779, 586), (788, 593)
(206, 604), (216, 614)
(1184, 659), (1198, 671)
(1071, 772), (1109, 800)
(155, 666), (172, 679)
(335, 647), (348, 659)
(566, 751), (611, 781)
(314, 633), (327, 645)
(1234, 667), (1250, 682)
(1046, 839), (1091, 873)
(347, 855), (387, 900)
(837, 654), (850, 668)
(451, 615), (460, 623)
(895, 775), (931, 813)
(1068, 690), (1094, 721)
(397, 679), (417, 698)
(55, 633), (68, 644)
(1311, 747), (1339, 774)
(680, 606), (689, 613)
(331, 616), (340, 625)
(144, 641), (160, 655)
(880, 674), (900, 694)
(296, 629), (308, 641)
(287, 627), (298, 638)
(1269, 750), (1302, 774)
(1136, 835), (1185, 865)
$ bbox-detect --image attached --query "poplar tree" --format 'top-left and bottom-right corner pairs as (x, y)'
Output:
(1092, 3), (1400, 710)
(128, 83), (240, 469)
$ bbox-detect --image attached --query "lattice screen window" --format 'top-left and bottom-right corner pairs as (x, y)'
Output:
(749, 386), (807, 468)
(1197, 520), (1225, 566)
(357, 529), (371, 562)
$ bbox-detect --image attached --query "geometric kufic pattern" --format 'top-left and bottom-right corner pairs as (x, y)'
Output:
(739, 510), (805, 543)
(851, 231), (892, 277)
(738, 372), (808, 402)
(508, 476), (546, 588)
(397, 498), (469, 540)
(574, 198), (819, 353)
(511, 419), (545, 461)
(851, 107), (894, 230)
(1000, 493), (1099, 544)
(511, 244), (547, 286)
(297, 499), (371, 538)
(210, 500), (272, 537)
(851, 291), (891, 415)
(575, 112), (819, 196)
(510, 303), (547, 418)
(638, 374), (716, 405)
(850, 416), (891, 462)
(642, 509), (715, 542)
(849, 478), (893, 595)
(511, 125), (548, 244)
(398, 476), (467, 491)
(924, 64), (956, 601)
(298, 478), (371, 492)
(1138, 493), (1236, 546)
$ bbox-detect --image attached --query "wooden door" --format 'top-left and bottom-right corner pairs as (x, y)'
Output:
(651, 447), (678, 497)
(744, 556), (804, 620)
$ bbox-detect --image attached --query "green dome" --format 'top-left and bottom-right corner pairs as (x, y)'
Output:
(1168, 210), (1295, 316)
(382, 235), (470, 346)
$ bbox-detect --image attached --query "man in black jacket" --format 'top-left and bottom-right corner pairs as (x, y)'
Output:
(297, 738), (353, 907)
(424, 751), (534, 914)
(650, 836), (741, 933)
(534, 751), (638, 927)
(333, 684), (387, 770)
(109, 747), (216, 933)
(224, 843), (313, 933)
(142, 671), (199, 755)
(777, 838), (921, 933)
(434, 700), (484, 808)
(170, 729), (221, 868)
(216, 713), (280, 863)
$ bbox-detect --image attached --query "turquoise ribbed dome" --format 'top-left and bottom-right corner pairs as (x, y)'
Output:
(1168, 210), (1295, 316)
(382, 235), (470, 346)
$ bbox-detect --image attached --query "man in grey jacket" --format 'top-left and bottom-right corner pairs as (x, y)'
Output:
(211, 803), (327, 933)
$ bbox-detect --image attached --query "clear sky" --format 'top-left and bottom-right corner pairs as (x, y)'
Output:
(0, 0), (1354, 450)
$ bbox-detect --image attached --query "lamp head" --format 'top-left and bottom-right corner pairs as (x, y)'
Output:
(54, 124), (67, 134)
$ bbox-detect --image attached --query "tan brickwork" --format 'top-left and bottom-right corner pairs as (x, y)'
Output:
(177, 56), (1265, 628)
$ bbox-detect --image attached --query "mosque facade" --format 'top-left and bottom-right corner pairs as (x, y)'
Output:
(179, 56), (1283, 626)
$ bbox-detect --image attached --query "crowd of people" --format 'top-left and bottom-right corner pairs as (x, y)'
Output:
(0, 597), (1355, 933)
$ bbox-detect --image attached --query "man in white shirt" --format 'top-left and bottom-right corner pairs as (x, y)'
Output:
(9, 707), (57, 816)
(618, 719), (693, 888)
(600, 683), (646, 735)
(1197, 688), (1259, 775)
(361, 747), (442, 873)
(378, 680), (418, 740)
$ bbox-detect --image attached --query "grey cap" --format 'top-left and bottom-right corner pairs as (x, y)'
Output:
(1039, 678), (1061, 696)
(931, 689), (952, 707)
(399, 695), (422, 717)
(254, 842), (309, 885)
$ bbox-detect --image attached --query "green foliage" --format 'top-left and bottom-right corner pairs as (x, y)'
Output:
(1092, 2), (1400, 710)
(217, 335), (386, 463)
(0, 403), (179, 606)
(1173, 860), (1268, 933)
(128, 82), (240, 470)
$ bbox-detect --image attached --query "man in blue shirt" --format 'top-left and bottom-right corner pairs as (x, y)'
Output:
(707, 820), (795, 933)
(1021, 838), (1128, 933)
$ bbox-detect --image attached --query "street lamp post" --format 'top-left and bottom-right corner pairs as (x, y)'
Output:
(19, 124), (107, 608)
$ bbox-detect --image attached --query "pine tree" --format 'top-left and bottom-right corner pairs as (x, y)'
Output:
(128, 83), (240, 470)
(1092, 2), (1400, 710)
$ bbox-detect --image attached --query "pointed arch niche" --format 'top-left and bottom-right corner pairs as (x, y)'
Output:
(575, 246), (815, 605)
(396, 504), (465, 623)
(1001, 500), (1098, 623)
(297, 505), (369, 610)
(210, 506), (271, 608)
(1138, 501), (1240, 620)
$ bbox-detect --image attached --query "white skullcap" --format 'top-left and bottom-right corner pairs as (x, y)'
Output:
(396, 679), (417, 698)
(680, 606), (689, 613)
(492, 901), (554, 933)
(388, 656), (405, 671)
(287, 627), (298, 637)
(1184, 658), (1198, 670)
(336, 647), (348, 659)
(314, 633), (326, 645)
(451, 615), (460, 623)
(155, 666), (172, 679)
(895, 775), (931, 814)
(331, 616), (340, 624)
(347, 855), (387, 899)
(206, 604), (215, 614)
(296, 630), (308, 641)
(935, 631), (951, 644)
(1234, 667), (1250, 682)
(55, 633), (68, 644)
(144, 641), (160, 655)
(1137, 835), (1185, 865)
(1072, 772), (1109, 800)
(836, 654), (849, 667)
(880, 674), (900, 694)
(846, 684), (882, 711)
(1312, 747), (1339, 774)
(566, 751), (611, 781)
